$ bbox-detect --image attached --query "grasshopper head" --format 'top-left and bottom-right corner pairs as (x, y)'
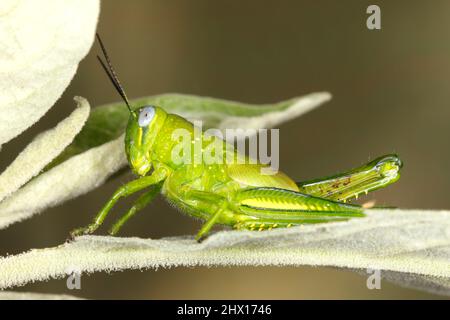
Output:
(93, 35), (168, 175)
(125, 105), (167, 176)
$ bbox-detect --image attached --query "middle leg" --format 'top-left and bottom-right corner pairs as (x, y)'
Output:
(166, 185), (231, 241)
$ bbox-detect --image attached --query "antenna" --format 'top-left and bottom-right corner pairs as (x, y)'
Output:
(96, 33), (134, 115)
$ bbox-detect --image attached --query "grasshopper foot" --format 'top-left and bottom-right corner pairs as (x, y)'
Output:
(195, 234), (206, 243)
(68, 224), (98, 241)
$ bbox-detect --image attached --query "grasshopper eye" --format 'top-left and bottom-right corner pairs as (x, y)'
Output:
(138, 106), (155, 127)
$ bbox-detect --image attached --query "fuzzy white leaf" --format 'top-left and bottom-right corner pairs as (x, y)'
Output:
(0, 0), (100, 147)
(0, 209), (449, 295)
(0, 135), (127, 229)
(0, 97), (89, 203)
(0, 291), (82, 300)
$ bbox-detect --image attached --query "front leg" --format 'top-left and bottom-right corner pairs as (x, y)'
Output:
(70, 168), (167, 239)
(109, 182), (163, 235)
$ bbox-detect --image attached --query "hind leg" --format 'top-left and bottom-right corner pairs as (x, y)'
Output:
(297, 154), (402, 202)
(232, 187), (364, 231)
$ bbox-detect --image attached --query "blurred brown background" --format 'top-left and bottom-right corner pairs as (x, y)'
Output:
(1, 0), (450, 299)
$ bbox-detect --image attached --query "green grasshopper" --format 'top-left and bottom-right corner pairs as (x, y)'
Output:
(70, 35), (402, 241)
